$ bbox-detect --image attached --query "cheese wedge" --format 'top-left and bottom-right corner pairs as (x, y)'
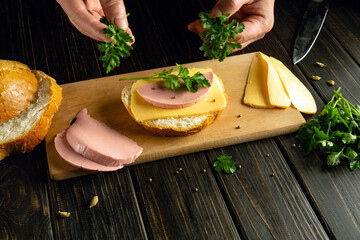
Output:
(270, 57), (317, 114)
(244, 53), (273, 108)
(258, 53), (291, 108)
(130, 68), (227, 122)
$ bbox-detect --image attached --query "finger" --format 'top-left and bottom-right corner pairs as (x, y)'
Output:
(100, 0), (128, 30)
(100, 0), (135, 42)
(209, 0), (250, 17)
(230, 33), (265, 53)
(236, 15), (273, 47)
(188, 0), (251, 36)
(187, 19), (204, 36)
(57, 0), (109, 42)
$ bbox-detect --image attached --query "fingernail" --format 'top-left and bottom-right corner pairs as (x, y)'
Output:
(114, 16), (128, 30)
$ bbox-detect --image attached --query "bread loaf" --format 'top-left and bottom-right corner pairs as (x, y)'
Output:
(0, 70), (62, 160)
(0, 60), (38, 122)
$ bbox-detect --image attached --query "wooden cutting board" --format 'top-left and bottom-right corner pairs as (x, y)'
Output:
(45, 52), (306, 180)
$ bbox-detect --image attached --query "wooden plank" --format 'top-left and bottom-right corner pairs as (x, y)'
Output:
(325, 1), (360, 65)
(45, 54), (305, 180)
(272, 0), (360, 238)
(0, 146), (53, 239)
(131, 152), (240, 239)
(0, 1), (53, 239)
(47, 170), (147, 239)
(206, 140), (329, 239)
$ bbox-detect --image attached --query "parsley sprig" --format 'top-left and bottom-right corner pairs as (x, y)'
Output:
(199, 12), (245, 62)
(214, 155), (236, 174)
(97, 16), (133, 73)
(296, 87), (360, 170)
(118, 63), (210, 92)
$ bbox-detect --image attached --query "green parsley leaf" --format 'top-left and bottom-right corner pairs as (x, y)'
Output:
(296, 87), (360, 170)
(118, 64), (210, 92)
(327, 149), (343, 166)
(342, 133), (357, 144)
(199, 12), (244, 62)
(213, 155), (236, 174)
(97, 16), (133, 73)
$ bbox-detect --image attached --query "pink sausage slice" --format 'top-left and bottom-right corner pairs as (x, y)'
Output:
(64, 108), (142, 167)
(136, 72), (214, 109)
(54, 131), (123, 171)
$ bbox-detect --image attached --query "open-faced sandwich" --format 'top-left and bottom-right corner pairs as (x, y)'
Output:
(121, 65), (228, 136)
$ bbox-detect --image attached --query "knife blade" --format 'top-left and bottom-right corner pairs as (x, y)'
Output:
(293, 0), (329, 64)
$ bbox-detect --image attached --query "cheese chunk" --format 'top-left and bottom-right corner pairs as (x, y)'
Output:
(244, 53), (273, 108)
(259, 53), (291, 108)
(270, 57), (317, 114)
(130, 68), (227, 122)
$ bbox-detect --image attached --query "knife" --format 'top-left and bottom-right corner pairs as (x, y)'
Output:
(293, 0), (329, 64)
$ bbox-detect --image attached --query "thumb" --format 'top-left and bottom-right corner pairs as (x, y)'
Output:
(100, 0), (135, 43)
(209, 0), (248, 17)
(100, 0), (128, 30)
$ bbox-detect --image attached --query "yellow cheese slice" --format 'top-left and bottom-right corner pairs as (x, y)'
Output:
(259, 53), (291, 108)
(270, 57), (317, 114)
(243, 53), (273, 108)
(130, 68), (227, 122)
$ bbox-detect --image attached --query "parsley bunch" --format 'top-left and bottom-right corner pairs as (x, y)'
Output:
(118, 63), (210, 92)
(97, 16), (133, 73)
(214, 155), (236, 174)
(296, 88), (360, 170)
(199, 12), (245, 62)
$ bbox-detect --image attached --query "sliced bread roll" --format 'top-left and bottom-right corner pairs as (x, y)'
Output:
(121, 74), (226, 137)
(0, 70), (62, 160)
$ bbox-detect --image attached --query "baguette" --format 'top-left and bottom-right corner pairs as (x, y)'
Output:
(0, 70), (62, 160)
(121, 75), (226, 137)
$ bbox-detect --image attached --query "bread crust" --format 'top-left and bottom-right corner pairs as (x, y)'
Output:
(121, 76), (226, 137)
(0, 60), (38, 122)
(0, 70), (62, 160)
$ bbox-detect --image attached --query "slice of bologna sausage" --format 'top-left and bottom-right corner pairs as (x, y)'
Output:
(55, 130), (123, 171)
(56, 108), (142, 168)
(136, 72), (213, 109)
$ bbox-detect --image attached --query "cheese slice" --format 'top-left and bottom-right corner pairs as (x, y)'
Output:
(130, 68), (227, 122)
(270, 57), (317, 114)
(259, 53), (291, 108)
(244, 53), (273, 108)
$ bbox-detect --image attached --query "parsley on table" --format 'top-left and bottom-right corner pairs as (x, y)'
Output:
(296, 87), (360, 170)
(97, 16), (133, 73)
(213, 155), (236, 174)
(118, 63), (210, 92)
(199, 12), (245, 62)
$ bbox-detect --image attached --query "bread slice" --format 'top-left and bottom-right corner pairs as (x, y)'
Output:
(121, 78), (226, 137)
(0, 70), (62, 160)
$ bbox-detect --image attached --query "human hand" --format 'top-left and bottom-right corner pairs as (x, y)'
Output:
(188, 0), (275, 51)
(57, 0), (134, 43)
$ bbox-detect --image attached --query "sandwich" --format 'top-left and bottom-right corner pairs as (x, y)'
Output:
(121, 66), (227, 136)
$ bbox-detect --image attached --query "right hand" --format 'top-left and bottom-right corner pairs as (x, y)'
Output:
(57, 0), (135, 43)
(188, 0), (275, 51)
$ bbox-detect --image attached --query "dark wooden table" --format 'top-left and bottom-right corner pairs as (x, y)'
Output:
(1, 0), (360, 239)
